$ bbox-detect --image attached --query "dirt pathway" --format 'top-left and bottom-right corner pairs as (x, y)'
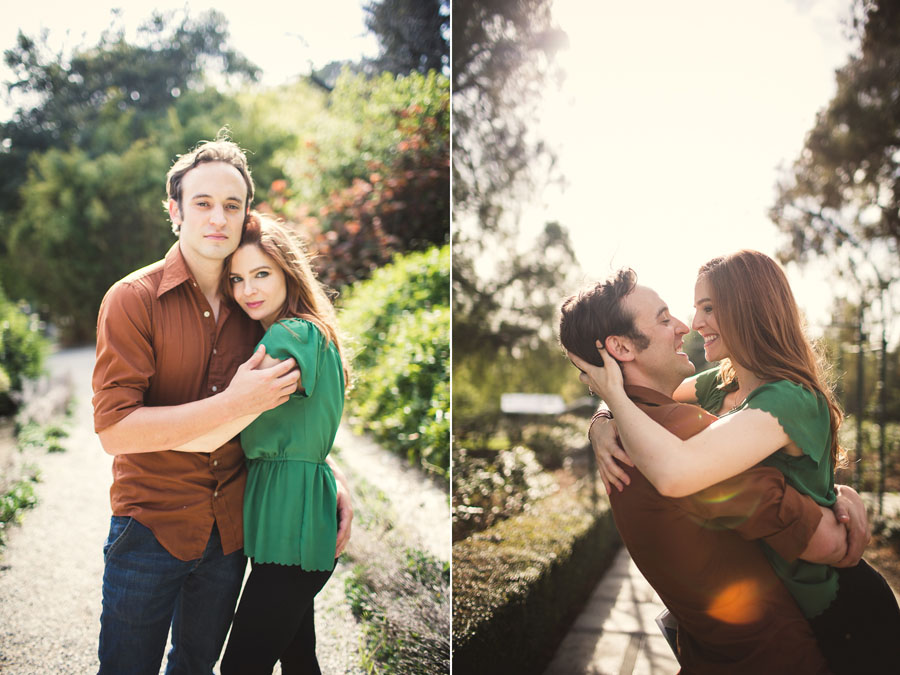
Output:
(0, 346), (449, 674)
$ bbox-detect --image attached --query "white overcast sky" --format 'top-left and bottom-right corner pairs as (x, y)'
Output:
(524, 0), (858, 334)
(1, 0), (379, 118)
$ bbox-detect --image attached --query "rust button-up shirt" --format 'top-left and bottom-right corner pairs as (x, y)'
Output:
(92, 243), (263, 561)
(609, 385), (830, 674)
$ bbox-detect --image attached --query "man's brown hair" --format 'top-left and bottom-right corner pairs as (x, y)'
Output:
(164, 131), (255, 235)
(559, 268), (649, 367)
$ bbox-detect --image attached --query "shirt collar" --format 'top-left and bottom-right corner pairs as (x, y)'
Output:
(624, 384), (677, 408)
(157, 242), (196, 299)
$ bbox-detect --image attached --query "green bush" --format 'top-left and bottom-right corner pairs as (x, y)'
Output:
(452, 445), (556, 541)
(0, 474), (39, 547)
(339, 246), (450, 478)
(0, 290), (47, 414)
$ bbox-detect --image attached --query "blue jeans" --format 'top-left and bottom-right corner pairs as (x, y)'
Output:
(98, 516), (246, 675)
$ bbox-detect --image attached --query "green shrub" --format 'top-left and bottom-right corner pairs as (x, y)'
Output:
(452, 445), (556, 541)
(339, 246), (450, 478)
(0, 473), (39, 547)
(0, 291), (47, 414)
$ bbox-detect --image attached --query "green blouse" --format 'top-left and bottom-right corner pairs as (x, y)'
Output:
(694, 368), (838, 618)
(240, 318), (345, 571)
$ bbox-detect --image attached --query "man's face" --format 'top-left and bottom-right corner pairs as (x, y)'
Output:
(620, 285), (695, 389)
(169, 161), (248, 266)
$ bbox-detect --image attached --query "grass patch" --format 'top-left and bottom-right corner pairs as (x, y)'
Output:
(342, 475), (450, 674)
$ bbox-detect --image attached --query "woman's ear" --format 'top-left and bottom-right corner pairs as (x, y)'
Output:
(604, 335), (636, 362)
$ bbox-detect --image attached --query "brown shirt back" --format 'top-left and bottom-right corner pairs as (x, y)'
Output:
(92, 243), (263, 560)
(609, 385), (830, 674)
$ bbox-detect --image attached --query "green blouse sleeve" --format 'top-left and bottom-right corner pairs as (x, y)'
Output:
(259, 319), (323, 398)
(694, 367), (726, 414)
(743, 380), (831, 464)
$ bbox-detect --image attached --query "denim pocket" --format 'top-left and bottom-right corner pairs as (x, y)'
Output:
(103, 516), (134, 561)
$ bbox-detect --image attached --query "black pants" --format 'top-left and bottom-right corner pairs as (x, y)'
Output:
(809, 559), (900, 675)
(220, 560), (334, 675)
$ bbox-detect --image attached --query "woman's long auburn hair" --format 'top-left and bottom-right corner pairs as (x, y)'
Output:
(223, 212), (349, 384)
(699, 250), (845, 468)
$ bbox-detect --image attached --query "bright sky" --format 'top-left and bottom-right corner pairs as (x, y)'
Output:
(526, 0), (856, 334)
(1, 0), (379, 117)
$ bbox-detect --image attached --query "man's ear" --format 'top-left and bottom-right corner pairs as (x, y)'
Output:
(168, 198), (182, 225)
(604, 335), (637, 363)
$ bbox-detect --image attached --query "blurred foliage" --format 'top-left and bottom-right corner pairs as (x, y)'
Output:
(453, 339), (584, 443)
(452, 445), (557, 541)
(769, 0), (899, 303)
(0, 11), (448, 343)
(268, 71), (449, 289)
(339, 246), (449, 478)
(0, 10), (258, 217)
(364, 0), (449, 75)
(822, 297), (900, 420)
(836, 418), (900, 491)
(0, 473), (39, 548)
(452, 0), (580, 459)
(0, 288), (47, 415)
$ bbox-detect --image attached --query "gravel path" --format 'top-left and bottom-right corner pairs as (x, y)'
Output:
(0, 346), (449, 674)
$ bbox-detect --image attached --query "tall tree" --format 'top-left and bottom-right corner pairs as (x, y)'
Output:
(452, 0), (567, 223)
(769, 0), (899, 296)
(364, 0), (449, 75)
(451, 0), (574, 360)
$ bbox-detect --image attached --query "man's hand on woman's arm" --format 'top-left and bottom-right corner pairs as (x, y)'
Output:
(328, 457), (353, 557)
(832, 484), (870, 567)
(800, 484), (869, 567)
(588, 415), (633, 494)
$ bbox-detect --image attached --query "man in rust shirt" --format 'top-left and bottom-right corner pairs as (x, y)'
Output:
(92, 138), (352, 673)
(559, 269), (846, 673)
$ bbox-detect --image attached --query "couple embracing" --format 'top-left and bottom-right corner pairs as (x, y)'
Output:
(560, 251), (900, 674)
(93, 136), (351, 674)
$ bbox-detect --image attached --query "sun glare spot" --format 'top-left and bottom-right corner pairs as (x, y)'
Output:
(707, 579), (764, 624)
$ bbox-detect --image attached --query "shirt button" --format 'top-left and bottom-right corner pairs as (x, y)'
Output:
(213, 460), (219, 467)
(203, 311), (211, 318)
(213, 348), (217, 355)
(213, 491), (219, 498)
(211, 385), (218, 392)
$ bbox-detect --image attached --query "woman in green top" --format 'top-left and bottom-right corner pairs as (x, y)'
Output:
(175, 212), (349, 674)
(576, 250), (900, 673)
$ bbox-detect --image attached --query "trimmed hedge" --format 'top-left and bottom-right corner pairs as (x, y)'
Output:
(452, 488), (621, 674)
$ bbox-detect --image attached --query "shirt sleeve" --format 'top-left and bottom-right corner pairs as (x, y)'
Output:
(92, 281), (156, 432)
(744, 381), (832, 464)
(673, 467), (823, 562)
(260, 320), (323, 398)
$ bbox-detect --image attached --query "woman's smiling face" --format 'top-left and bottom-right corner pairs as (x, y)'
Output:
(228, 244), (287, 329)
(692, 276), (728, 362)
